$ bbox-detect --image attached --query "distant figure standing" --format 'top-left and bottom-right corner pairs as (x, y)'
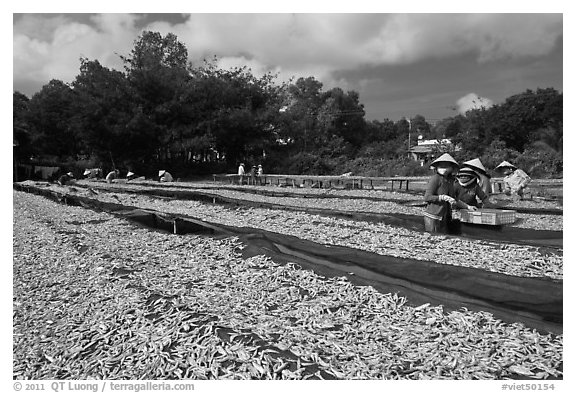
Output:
(256, 164), (264, 185)
(106, 169), (119, 183)
(158, 170), (174, 182)
(461, 158), (491, 196)
(495, 161), (531, 201)
(250, 165), (257, 185)
(237, 163), (245, 185)
(57, 172), (75, 186)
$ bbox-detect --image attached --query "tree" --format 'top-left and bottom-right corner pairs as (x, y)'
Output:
(433, 116), (466, 140)
(484, 88), (562, 152)
(479, 139), (520, 171)
(27, 80), (78, 160)
(188, 61), (285, 167)
(410, 115), (431, 139)
(71, 58), (141, 166)
(121, 31), (192, 164)
(317, 88), (366, 150)
(123, 31), (188, 71)
(13, 91), (34, 158)
(395, 118), (411, 152)
(447, 87), (563, 163)
(365, 119), (397, 143)
(449, 109), (488, 157)
(284, 77), (324, 152)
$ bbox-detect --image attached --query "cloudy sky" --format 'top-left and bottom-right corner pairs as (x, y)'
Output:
(13, 12), (563, 122)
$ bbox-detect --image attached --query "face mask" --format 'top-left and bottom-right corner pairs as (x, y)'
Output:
(437, 168), (449, 175)
(458, 177), (476, 187)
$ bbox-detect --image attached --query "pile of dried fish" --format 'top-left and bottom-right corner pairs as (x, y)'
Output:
(174, 188), (422, 215)
(78, 180), (423, 201)
(73, 180), (563, 231)
(168, 188), (563, 232)
(13, 191), (563, 380)
(493, 196), (563, 211)
(90, 178), (564, 210)
(120, 179), (426, 201)
(20, 183), (562, 280)
(512, 213), (563, 232)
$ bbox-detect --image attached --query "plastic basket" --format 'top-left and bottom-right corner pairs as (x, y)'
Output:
(459, 208), (516, 226)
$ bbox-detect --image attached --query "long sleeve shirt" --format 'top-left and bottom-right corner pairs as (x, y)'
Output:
(504, 169), (531, 193)
(424, 174), (458, 221)
(105, 171), (117, 183)
(453, 181), (488, 207)
(477, 173), (491, 196)
(160, 172), (173, 182)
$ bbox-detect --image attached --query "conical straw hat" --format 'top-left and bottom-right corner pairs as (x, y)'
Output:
(495, 160), (516, 170)
(462, 158), (487, 174)
(429, 153), (459, 168)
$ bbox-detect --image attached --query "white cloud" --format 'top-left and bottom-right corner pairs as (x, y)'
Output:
(170, 13), (562, 69)
(13, 14), (70, 41)
(361, 14), (562, 65)
(13, 14), (140, 89)
(160, 13), (563, 94)
(456, 93), (494, 114)
(13, 13), (562, 96)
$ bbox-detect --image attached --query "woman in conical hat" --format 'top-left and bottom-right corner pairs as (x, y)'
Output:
(495, 161), (531, 200)
(462, 158), (491, 195)
(159, 170), (173, 182)
(462, 158), (487, 173)
(106, 169), (118, 183)
(58, 171), (75, 186)
(454, 167), (489, 208)
(423, 153), (467, 233)
(495, 160), (517, 172)
(126, 171), (137, 181)
(429, 153), (459, 170)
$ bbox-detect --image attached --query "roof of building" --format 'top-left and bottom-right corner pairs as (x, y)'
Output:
(409, 145), (436, 154)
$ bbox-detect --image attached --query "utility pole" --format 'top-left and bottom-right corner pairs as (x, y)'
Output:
(407, 118), (412, 158)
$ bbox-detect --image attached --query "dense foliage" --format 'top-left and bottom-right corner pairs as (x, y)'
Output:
(13, 31), (563, 179)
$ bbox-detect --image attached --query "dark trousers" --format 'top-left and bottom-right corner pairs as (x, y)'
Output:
(424, 216), (447, 233)
(424, 205), (461, 234)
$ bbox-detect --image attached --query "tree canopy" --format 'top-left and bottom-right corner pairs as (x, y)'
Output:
(13, 31), (563, 178)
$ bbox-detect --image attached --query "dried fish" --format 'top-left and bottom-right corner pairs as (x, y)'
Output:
(13, 189), (563, 380)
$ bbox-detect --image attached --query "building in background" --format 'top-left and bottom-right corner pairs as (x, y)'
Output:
(408, 136), (460, 166)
